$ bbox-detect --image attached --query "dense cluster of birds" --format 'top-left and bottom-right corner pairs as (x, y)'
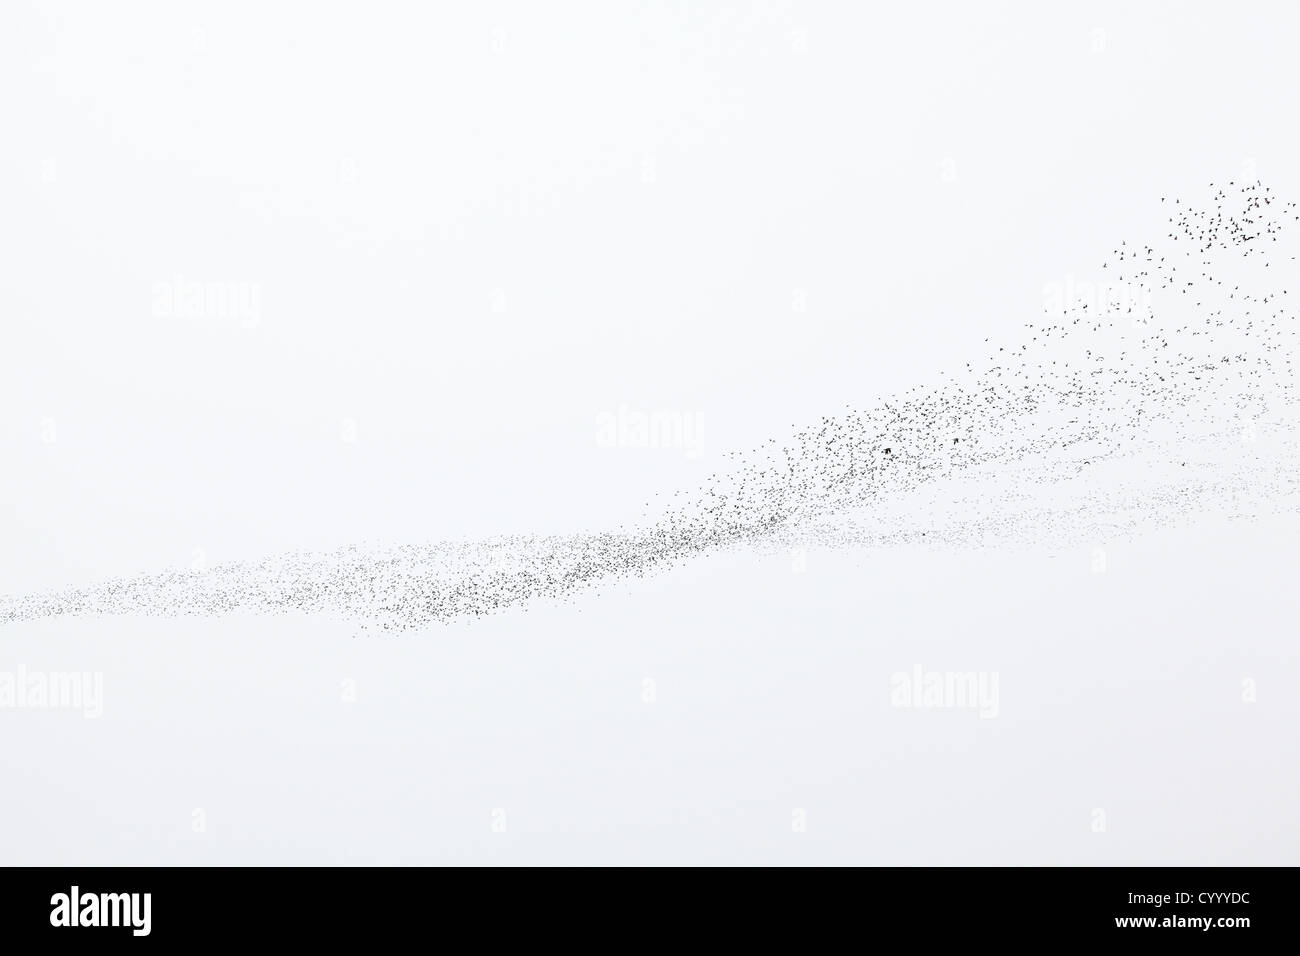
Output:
(4, 182), (1299, 632)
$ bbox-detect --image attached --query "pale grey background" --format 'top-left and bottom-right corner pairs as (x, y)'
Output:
(2, 1), (1297, 864)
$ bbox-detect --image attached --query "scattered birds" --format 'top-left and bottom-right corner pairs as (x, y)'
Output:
(3, 181), (1299, 633)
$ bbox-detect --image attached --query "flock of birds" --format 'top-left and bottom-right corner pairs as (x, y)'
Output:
(4, 181), (1299, 632)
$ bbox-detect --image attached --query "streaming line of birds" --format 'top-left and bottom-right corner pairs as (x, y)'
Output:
(4, 181), (1298, 632)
